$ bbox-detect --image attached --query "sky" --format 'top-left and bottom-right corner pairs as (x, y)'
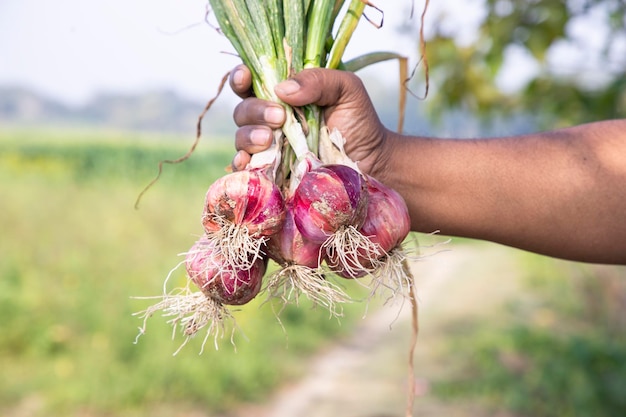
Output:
(0, 0), (241, 105)
(0, 0), (464, 107)
(0, 0), (507, 109)
(2, 1), (622, 109)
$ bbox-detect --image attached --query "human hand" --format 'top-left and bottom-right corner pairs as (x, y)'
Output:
(229, 65), (393, 179)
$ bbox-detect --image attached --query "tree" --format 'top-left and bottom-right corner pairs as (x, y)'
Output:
(422, 0), (626, 127)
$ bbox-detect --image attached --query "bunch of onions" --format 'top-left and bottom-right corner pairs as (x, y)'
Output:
(136, 0), (417, 351)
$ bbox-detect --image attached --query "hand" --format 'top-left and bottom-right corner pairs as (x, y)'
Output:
(229, 65), (394, 180)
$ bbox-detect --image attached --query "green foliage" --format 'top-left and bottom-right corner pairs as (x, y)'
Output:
(0, 128), (365, 416)
(436, 327), (626, 417)
(425, 0), (626, 126)
(432, 256), (626, 417)
(0, 128), (233, 186)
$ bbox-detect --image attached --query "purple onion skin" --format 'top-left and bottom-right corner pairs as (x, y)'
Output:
(202, 169), (285, 237)
(185, 237), (265, 305)
(292, 164), (368, 244)
(331, 177), (411, 279)
(267, 199), (322, 269)
(360, 176), (411, 252)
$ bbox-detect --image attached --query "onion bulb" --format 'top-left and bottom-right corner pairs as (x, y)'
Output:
(336, 177), (413, 300)
(186, 236), (265, 306)
(202, 168), (285, 269)
(134, 236), (266, 354)
(266, 198), (348, 316)
(293, 163), (381, 277)
(359, 176), (411, 262)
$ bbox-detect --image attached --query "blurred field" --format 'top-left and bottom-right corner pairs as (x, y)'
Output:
(0, 127), (367, 417)
(1, 127), (625, 417)
(233, 242), (626, 417)
(431, 252), (626, 417)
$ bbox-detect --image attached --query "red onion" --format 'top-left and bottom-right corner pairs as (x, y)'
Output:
(185, 236), (265, 306)
(264, 198), (349, 315)
(329, 176), (411, 279)
(267, 198), (322, 268)
(361, 176), (411, 254)
(202, 168), (285, 237)
(201, 168), (285, 270)
(133, 235), (266, 354)
(292, 164), (368, 244)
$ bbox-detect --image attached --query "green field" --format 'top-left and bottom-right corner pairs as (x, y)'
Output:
(0, 127), (368, 416)
(2, 127), (625, 417)
(430, 251), (626, 417)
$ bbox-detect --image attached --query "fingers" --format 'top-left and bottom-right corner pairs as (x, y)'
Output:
(232, 150), (251, 172)
(231, 66), (365, 112)
(230, 64), (287, 172)
(230, 67), (371, 172)
(274, 68), (364, 107)
(231, 126), (273, 171)
(235, 125), (273, 152)
(233, 97), (285, 127)
(231, 65), (363, 106)
(229, 64), (254, 99)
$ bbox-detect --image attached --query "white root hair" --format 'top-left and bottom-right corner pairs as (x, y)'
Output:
(323, 225), (385, 278)
(367, 247), (414, 302)
(203, 213), (268, 270)
(264, 263), (350, 318)
(132, 256), (236, 354)
(133, 283), (235, 355)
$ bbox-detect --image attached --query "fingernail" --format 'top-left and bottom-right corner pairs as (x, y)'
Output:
(264, 106), (285, 124)
(232, 68), (245, 87)
(250, 129), (270, 146)
(275, 79), (300, 96)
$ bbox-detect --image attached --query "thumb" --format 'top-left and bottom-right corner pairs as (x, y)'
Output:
(274, 68), (364, 107)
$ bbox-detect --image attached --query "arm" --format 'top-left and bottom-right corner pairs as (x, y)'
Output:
(230, 66), (626, 265)
(380, 122), (626, 264)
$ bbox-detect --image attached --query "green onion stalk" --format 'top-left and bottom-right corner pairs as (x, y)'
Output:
(208, 0), (371, 190)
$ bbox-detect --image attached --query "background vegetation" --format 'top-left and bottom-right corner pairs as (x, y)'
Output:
(433, 255), (626, 417)
(0, 128), (369, 417)
(2, 1), (625, 416)
(422, 0), (626, 126)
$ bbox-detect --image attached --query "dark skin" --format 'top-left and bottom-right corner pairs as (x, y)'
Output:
(229, 65), (626, 265)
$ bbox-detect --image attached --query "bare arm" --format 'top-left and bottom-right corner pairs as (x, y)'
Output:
(380, 121), (626, 264)
(230, 66), (626, 265)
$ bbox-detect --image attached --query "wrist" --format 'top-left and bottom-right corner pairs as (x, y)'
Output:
(366, 129), (402, 184)
(370, 132), (441, 233)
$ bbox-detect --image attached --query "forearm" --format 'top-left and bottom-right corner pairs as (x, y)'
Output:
(377, 120), (626, 264)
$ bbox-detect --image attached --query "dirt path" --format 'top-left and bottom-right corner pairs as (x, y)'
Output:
(230, 241), (525, 417)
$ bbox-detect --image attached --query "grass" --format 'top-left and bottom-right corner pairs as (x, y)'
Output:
(431, 253), (626, 417)
(0, 127), (369, 416)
